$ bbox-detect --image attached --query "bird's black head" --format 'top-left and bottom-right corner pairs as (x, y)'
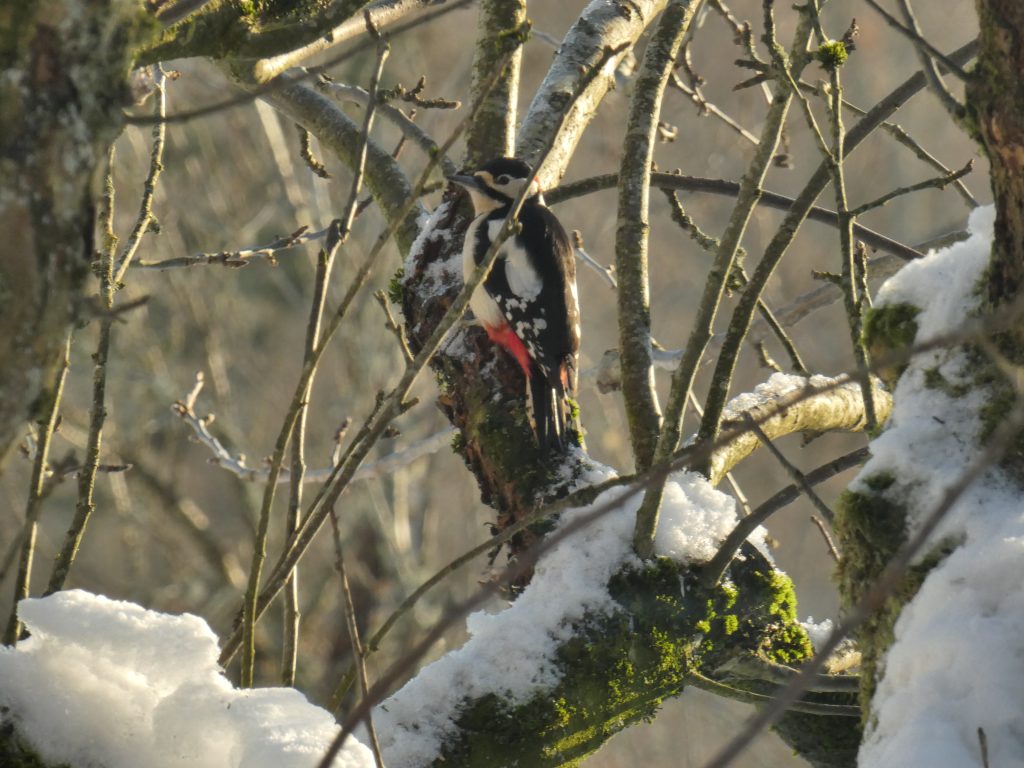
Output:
(447, 156), (540, 212)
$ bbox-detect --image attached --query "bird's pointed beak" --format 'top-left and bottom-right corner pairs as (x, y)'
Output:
(447, 173), (482, 191)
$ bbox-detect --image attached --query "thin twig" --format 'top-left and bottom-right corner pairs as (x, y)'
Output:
(863, 0), (971, 82)
(317, 80), (458, 176)
(701, 447), (868, 587)
(374, 291), (414, 363)
(809, 515), (841, 561)
(615, 0), (696, 469)
(172, 376), (452, 484)
(571, 230), (617, 289)
(848, 159), (973, 217)
(779, 4), (878, 435)
(795, 78), (977, 207)
(4, 331), (71, 644)
(45, 148), (120, 595)
(686, 671), (859, 716)
(669, 71), (760, 145)
(661, 189), (809, 374)
(741, 412), (837, 525)
(297, 124), (331, 178)
(546, 173), (925, 262)
(114, 67), (167, 286)
(714, 656), (858, 693)
(281, 241), (335, 686)
(241, 28), (391, 689)
(328, 507), (386, 768)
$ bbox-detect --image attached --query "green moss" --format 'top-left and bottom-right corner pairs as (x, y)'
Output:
(387, 266), (405, 304)
(833, 486), (954, 718)
(922, 367), (971, 398)
(861, 471), (895, 492)
(815, 40), (848, 71)
(834, 488), (906, 709)
(450, 429), (465, 456)
(972, 332), (1024, 479)
(862, 303), (920, 389)
(436, 554), (830, 766)
(978, 377), (1024, 479)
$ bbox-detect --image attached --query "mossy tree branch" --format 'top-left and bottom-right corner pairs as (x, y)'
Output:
(137, 0), (433, 72)
(259, 78), (424, 254)
(435, 556), (859, 768)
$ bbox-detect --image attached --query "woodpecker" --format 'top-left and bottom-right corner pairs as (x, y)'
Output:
(449, 157), (581, 450)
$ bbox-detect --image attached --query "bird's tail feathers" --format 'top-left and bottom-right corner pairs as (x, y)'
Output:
(527, 370), (577, 452)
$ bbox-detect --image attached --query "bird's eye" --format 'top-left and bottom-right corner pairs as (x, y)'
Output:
(496, 174), (511, 185)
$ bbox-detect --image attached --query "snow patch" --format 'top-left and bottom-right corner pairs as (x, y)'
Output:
(721, 371), (840, 421)
(854, 206), (1024, 767)
(373, 462), (749, 767)
(0, 591), (372, 768)
(403, 201), (459, 298)
(800, 617), (834, 654)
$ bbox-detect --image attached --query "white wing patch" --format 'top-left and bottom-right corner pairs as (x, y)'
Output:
(487, 219), (542, 300)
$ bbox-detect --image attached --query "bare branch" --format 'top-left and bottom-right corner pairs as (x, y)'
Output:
(634, 6), (817, 558)
(547, 173), (926, 261)
(465, 0), (527, 164)
(848, 159), (974, 217)
(615, 0), (697, 470)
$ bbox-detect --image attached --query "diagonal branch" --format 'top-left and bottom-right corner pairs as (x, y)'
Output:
(517, 0), (668, 186)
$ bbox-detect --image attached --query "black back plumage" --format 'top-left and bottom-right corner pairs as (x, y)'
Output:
(471, 192), (580, 448)
(473, 201), (579, 391)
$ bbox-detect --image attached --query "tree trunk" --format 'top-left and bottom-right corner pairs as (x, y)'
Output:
(0, 2), (157, 458)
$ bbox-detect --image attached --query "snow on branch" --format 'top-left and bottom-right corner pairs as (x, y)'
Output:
(707, 372), (892, 485)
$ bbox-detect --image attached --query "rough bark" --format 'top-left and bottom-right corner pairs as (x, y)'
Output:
(970, 1), (1024, 363)
(0, 1), (158, 459)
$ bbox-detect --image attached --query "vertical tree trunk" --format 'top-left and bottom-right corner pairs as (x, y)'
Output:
(0, 2), (156, 457)
(970, 1), (1024, 326)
